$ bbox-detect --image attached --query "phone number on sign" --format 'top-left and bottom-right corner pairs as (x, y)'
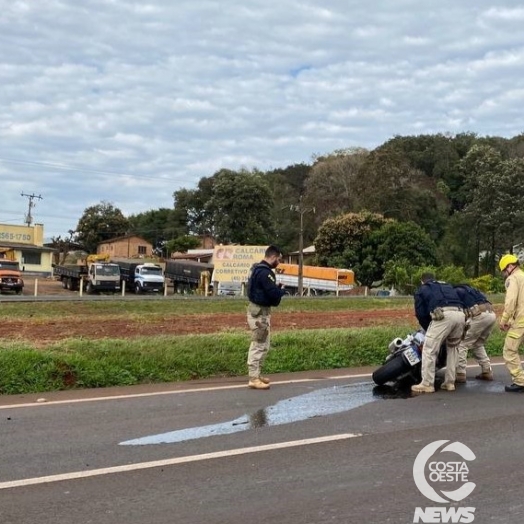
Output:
(0, 232), (32, 241)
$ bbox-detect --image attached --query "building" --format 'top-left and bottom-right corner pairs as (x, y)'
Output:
(0, 223), (55, 276)
(97, 235), (154, 258)
(170, 248), (214, 263)
(286, 245), (316, 265)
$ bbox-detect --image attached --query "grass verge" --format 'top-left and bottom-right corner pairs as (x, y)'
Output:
(0, 325), (508, 395)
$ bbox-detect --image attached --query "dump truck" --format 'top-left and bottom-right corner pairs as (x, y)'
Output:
(0, 259), (24, 294)
(164, 259), (213, 294)
(275, 263), (354, 295)
(53, 254), (121, 294)
(112, 258), (165, 294)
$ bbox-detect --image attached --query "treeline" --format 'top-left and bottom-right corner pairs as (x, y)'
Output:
(60, 132), (524, 288)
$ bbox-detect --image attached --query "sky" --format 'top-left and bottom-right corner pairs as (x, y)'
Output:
(1, 0), (523, 239)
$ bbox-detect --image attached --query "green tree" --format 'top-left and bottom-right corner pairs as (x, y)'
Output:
(353, 147), (448, 240)
(206, 169), (275, 244)
(314, 211), (389, 286)
(165, 235), (201, 255)
(74, 201), (129, 254)
(459, 145), (524, 273)
(127, 208), (181, 247)
(173, 176), (216, 236)
(304, 148), (369, 225)
(265, 163), (313, 253)
(371, 221), (439, 269)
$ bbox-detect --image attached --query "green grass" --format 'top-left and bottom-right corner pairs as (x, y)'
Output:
(0, 325), (508, 395)
(0, 293), (505, 319)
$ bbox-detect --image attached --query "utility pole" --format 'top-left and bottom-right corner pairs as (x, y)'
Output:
(21, 192), (43, 227)
(290, 197), (315, 296)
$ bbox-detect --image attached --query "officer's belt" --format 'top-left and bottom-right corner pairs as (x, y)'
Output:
(440, 306), (463, 312)
(470, 303), (493, 313)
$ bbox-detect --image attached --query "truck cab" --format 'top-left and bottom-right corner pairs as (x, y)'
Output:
(0, 259), (24, 294)
(133, 263), (165, 293)
(86, 262), (121, 293)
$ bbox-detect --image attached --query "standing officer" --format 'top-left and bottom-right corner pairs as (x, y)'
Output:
(412, 272), (466, 394)
(246, 245), (286, 390)
(454, 284), (495, 383)
(499, 254), (524, 393)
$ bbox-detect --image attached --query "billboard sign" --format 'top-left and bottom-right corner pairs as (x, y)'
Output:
(0, 224), (35, 244)
(212, 245), (268, 283)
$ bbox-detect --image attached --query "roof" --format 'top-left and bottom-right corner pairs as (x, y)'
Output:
(170, 251), (213, 261)
(0, 241), (56, 252)
(98, 234), (151, 245)
(287, 245), (316, 255)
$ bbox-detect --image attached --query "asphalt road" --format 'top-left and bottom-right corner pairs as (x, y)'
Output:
(1, 362), (523, 524)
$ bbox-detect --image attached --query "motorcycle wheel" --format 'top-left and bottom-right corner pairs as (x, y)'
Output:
(372, 354), (412, 386)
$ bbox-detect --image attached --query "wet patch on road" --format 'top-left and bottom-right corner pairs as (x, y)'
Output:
(120, 382), (379, 446)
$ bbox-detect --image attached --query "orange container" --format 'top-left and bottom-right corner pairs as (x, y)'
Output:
(277, 263), (354, 285)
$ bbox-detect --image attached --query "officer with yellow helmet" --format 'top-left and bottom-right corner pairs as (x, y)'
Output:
(499, 253), (524, 392)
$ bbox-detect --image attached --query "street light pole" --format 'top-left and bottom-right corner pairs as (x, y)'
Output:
(298, 209), (304, 296)
(290, 198), (315, 296)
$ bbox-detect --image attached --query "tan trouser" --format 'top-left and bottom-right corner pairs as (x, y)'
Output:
(421, 310), (465, 386)
(503, 326), (524, 386)
(457, 311), (496, 374)
(247, 303), (271, 379)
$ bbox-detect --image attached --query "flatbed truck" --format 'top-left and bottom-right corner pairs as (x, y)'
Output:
(53, 255), (121, 294)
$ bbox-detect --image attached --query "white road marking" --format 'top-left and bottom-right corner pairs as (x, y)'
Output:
(0, 373), (372, 410)
(0, 361), (514, 410)
(0, 433), (362, 490)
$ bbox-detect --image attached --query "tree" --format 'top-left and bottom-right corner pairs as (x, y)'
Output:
(49, 229), (75, 264)
(370, 221), (439, 270)
(74, 201), (129, 254)
(458, 145), (524, 273)
(127, 208), (180, 247)
(314, 211), (389, 286)
(165, 235), (201, 255)
(173, 177), (216, 236)
(304, 148), (369, 225)
(352, 147), (449, 241)
(205, 169), (275, 244)
(265, 163), (313, 253)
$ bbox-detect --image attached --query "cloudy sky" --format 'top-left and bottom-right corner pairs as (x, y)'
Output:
(1, 0), (523, 239)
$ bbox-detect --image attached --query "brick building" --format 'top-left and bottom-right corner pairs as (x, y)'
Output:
(97, 235), (153, 258)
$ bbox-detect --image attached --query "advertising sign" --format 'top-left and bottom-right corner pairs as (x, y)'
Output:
(0, 224), (35, 244)
(212, 245), (268, 283)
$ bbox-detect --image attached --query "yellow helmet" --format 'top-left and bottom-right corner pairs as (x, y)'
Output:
(499, 254), (519, 271)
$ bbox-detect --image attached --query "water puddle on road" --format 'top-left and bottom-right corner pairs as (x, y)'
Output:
(120, 382), (391, 446)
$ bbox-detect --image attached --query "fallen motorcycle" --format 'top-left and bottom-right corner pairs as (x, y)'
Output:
(372, 330), (447, 386)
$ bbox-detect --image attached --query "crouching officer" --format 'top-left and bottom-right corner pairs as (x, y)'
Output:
(246, 245), (286, 390)
(412, 272), (466, 394)
(453, 284), (495, 383)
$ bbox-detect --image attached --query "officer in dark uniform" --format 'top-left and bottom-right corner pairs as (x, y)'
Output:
(246, 245), (286, 390)
(412, 273), (466, 394)
(453, 284), (495, 382)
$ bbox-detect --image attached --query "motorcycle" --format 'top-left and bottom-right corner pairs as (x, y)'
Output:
(372, 330), (447, 386)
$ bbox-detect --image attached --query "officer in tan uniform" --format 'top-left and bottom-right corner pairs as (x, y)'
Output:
(453, 284), (495, 383)
(246, 245), (286, 390)
(499, 254), (524, 393)
(412, 273), (466, 394)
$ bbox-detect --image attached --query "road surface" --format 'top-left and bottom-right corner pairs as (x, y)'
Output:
(0, 362), (523, 524)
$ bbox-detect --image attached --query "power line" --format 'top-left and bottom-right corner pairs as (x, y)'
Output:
(0, 157), (188, 183)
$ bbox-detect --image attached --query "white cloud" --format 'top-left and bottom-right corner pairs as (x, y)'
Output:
(1, 0), (523, 237)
